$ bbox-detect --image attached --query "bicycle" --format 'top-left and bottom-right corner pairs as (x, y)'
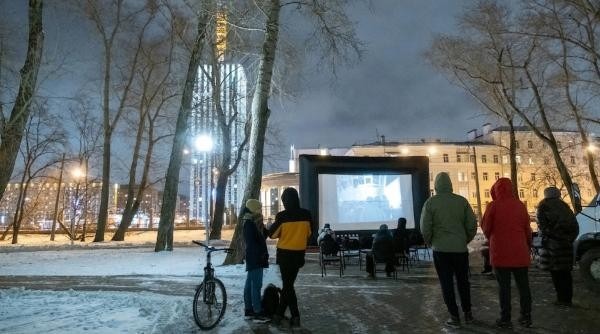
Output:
(192, 240), (234, 330)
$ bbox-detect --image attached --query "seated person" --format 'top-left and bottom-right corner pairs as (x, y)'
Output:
(393, 217), (409, 256)
(317, 223), (336, 244)
(318, 224), (339, 256)
(366, 224), (395, 277)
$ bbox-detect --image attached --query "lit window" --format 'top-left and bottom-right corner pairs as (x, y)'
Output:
(516, 155), (522, 164)
(502, 155), (508, 164)
(528, 157), (534, 165)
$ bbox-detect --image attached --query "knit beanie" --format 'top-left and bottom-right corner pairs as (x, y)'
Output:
(544, 186), (561, 199)
(245, 199), (262, 214)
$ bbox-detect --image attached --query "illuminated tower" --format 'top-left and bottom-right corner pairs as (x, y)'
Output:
(189, 9), (247, 224)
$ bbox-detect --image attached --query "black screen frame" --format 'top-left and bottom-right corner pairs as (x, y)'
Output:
(299, 155), (430, 245)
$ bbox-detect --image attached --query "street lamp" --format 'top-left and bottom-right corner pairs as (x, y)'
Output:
(70, 166), (86, 245)
(194, 134), (214, 244)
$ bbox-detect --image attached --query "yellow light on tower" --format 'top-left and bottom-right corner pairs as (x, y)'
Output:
(216, 11), (227, 61)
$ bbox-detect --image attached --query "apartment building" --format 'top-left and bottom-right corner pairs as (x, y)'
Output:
(260, 125), (599, 219)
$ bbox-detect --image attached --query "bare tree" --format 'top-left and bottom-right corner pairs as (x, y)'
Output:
(0, 0), (44, 203)
(84, 0), (157, 242)
(113, 10), (178, 241)
(155, 5), (209, 252)
(522, 0), (600, 193)
(428, 16), (521, 197)
(1, 102), (65, 243)
(224, 0), (363, 264)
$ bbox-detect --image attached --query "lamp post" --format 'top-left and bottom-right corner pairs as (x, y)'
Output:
(70, 165), (86, 245)
(194, 134), (213, 245)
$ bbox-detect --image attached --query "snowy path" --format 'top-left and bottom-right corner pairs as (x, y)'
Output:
(3, 247), (600, 333)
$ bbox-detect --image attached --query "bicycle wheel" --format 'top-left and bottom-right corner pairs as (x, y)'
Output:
(193, 278), (227, 330)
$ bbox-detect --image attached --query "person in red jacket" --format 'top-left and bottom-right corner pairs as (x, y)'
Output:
(482, 178), (532, 329)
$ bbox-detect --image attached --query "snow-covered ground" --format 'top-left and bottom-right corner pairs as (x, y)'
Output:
(0, 229), (235, 249)
(0, 244), (282, 333)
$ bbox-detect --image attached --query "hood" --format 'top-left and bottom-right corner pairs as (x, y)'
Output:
(491, 178), (515, 200)
(434, 172), (453, 194)
(281, 187), (300, 210)
(544, 186), (561, 199)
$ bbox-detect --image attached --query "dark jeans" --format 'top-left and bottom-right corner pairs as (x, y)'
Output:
(494, 267), (532, 321)
(277, 261), (301, 318)
(432, 251), (471, 317)
(550, 270), (573, 304)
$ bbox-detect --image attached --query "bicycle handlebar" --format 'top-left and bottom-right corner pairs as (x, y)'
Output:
(192, 240), (235, 253)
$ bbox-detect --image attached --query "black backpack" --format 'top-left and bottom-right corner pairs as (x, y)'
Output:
(321, 233), (339, 255)
(261, 283), (281, 317)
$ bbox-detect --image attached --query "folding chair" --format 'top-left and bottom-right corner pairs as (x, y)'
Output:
(372, 253), (397, 279)
(320, 243), (344, 277)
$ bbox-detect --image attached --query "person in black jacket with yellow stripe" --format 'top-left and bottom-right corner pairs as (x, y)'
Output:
(268, 187), (312, 328)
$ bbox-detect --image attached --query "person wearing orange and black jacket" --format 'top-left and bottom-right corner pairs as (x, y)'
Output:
(268, 187), (312, 328)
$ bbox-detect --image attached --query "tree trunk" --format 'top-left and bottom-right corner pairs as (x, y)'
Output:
(155, 14), (208, 252)
(0, 0), (44, 203)
(209, 172), (228, 239)
(224, 0), (280, 265)
(50, 154), (65, 241)
(112, 113), (145, 241)
(11, 171), (29, 244)
(94, 133), (111, 242)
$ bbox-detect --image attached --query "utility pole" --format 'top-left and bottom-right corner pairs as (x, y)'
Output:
(472, 146), (483, 222)
(50, 153), (65, 241)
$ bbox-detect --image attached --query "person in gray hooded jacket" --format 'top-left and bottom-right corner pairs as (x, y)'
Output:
(420, 172), (477, 328)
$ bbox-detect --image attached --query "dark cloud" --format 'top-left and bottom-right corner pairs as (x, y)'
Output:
(270, 0), (489, 153)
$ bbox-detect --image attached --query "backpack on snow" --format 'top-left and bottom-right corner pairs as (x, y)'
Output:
(261, 283), (281, 317)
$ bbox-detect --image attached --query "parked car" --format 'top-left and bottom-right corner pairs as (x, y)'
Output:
(574, 194), (600, 293)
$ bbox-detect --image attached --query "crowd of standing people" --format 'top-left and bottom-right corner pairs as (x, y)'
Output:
(240, 172), (580, 330)
(422, 172), (579, 329)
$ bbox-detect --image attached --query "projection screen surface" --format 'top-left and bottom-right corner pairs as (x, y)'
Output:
(318, 173), (415, 231)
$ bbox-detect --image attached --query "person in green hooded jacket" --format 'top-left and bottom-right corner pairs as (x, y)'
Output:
(420, 172), (477, 329)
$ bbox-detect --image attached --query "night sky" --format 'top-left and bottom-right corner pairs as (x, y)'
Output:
(1, 0), (488, 173)
(269, 0), (485, 158)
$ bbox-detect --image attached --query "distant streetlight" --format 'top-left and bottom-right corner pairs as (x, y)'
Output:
(587, 143), (597, 152)
(194, 134), (213, 152)
(427, 146), (438, 156)
(72, 167), (85, 179)
(193, 134), (214, 245)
